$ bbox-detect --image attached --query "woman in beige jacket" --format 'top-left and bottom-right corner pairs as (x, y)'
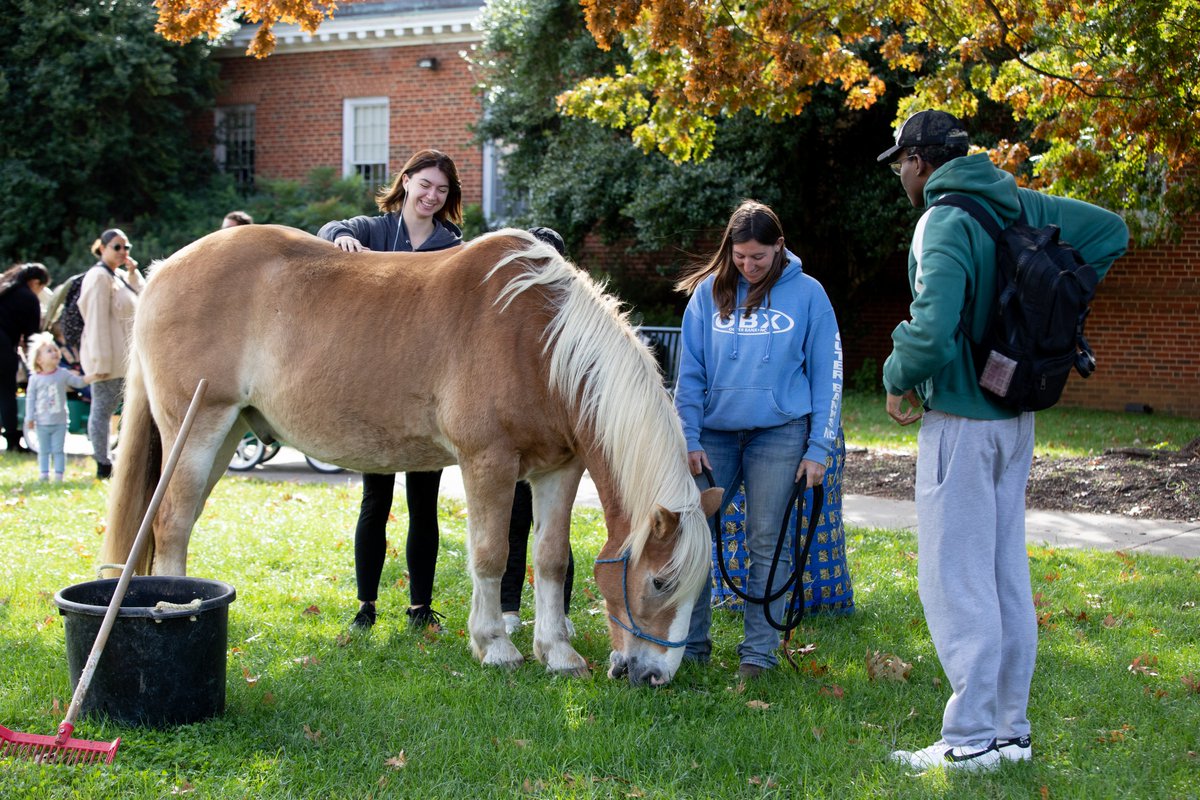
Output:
(78, 228), (142, 478)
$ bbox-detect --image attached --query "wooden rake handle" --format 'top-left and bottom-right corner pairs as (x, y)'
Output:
(57, 379), (209, 744)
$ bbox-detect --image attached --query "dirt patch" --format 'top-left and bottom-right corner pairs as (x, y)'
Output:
(843, 446), (1199, 523)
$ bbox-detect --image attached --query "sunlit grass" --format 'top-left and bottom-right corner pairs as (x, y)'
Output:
(841, 393), (1197, 458)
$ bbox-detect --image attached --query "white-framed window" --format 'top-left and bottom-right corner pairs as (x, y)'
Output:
(483, 139), (527, 227)
(343, 97), (389, 188)
(214, 105), (256, 191)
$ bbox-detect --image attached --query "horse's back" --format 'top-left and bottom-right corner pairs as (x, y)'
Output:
(135, 225), (568, 471)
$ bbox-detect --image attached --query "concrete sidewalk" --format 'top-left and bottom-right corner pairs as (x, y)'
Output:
(66, 433), (1195, 559)
(221, 443), (1200, 560)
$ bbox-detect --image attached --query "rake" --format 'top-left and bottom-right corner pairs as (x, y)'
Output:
(0, 379), (208, 765)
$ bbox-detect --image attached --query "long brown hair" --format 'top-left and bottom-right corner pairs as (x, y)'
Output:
(375, 149), (463, 224)
(675, 200), (786, 321)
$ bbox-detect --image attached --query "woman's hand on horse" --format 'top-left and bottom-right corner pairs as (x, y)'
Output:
(687, 450), (710, 476)
(796, 458), (826, 488)
(334, 236), (369, 253)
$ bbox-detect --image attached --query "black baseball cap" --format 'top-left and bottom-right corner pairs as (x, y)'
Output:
(528, 226), (566, 256)
(877, 110), (969, 162)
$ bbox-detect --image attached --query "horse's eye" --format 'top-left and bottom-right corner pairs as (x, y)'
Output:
(652, 577), (668, 593)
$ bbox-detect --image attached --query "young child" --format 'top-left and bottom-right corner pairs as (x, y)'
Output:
(24, 333), (92, 481)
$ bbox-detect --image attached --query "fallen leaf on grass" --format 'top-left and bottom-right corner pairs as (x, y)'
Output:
(241, 666), (259, 685)
(788, 642), (818, 658)
(1128, 654), (1159, 676)
(865, 650), (912, 682)
(1103, 614), (1121, 628)
(1039, 786), (1050, 800)
(1097, 724), (1134, 744)
(303, 724), (323, 743)
(261, 692), (275, 705)
(811, 727), (824, 740)
(1181, 675), (1200, 693)
(748, 775), (779, 788)
(384, 751), (407, 769)
(170, 782), (196, 795)
(302, 605), (320, 616)
(35, 616), (56, 632)
(746, 700), (770, 710)
(1043, 571), (1060, 582)
(818, 684), (845, 699)
(1033, 592), (1049, 608)
(335, 632), (351, 647)
(801, 660), (829, 678)
(293, 655), (320, 667)
(512, 739), (530, 748)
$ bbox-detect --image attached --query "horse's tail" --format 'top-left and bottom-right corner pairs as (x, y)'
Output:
(98, 353), (161, 577)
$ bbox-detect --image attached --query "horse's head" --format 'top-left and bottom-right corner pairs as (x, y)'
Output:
(595, 488), (724, 686)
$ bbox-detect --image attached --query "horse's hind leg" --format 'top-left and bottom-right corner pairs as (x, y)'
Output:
(529, 465), (588, 676)
(459, 454), (526, 669)
(149, 405), (243, 575)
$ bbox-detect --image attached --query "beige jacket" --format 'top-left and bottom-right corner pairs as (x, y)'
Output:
(78, 262), (143, 378)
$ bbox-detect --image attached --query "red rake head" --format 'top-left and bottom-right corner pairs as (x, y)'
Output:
(0, 723), (120, 765)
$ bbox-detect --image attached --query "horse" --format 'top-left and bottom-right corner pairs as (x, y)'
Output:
(99, 224), (723, 686)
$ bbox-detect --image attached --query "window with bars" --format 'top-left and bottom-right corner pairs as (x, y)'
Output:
(343, 97), (389, 188)
(214, 105), (256, 192)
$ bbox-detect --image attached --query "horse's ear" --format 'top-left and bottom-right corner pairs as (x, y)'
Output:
(650, 506), (680, 540)
(700, 487), (723, 518)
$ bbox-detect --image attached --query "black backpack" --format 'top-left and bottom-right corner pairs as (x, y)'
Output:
(931, 193), (1100, 412)
(45, 272), (88, 350)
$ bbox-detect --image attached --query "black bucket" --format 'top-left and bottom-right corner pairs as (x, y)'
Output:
(54, 576), (237, 728)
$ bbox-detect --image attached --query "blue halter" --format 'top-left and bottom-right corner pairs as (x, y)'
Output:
(594, 551), (689, 649)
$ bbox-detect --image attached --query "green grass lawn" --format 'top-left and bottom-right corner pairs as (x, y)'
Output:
(841, 393), (1197, 458)
(0, 445), (1198, 798)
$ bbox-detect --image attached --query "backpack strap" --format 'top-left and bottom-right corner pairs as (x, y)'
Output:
(929, 193), (1013, 239)
(927, 193), (1015, 355)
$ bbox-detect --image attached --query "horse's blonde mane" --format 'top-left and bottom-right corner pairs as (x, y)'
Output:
(472, 228), (710, 603)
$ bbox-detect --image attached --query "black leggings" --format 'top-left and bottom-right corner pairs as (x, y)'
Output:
(0, 338), (20, 449)
(500, 480), (574, 614)
(354, 470), (442, 606)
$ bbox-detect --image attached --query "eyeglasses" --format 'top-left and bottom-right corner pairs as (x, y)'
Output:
(109, 243), (131, 252)
(889, 155), (918, 176)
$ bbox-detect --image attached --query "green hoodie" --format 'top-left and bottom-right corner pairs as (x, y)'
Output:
(883, 152), (1129, 419)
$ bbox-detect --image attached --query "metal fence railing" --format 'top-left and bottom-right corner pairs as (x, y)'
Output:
(637, 326), (683, 390)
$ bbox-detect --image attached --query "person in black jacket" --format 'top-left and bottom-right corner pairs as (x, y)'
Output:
(318, 149), (463, 632)
(0, 262), (50, 453)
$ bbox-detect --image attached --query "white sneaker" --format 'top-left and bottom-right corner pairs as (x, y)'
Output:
(889, 739), (1000, 772)
(502, 612), (521, 635)
(997, 735), (1031, 761)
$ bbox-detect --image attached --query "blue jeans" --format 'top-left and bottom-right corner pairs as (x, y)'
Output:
(685, 419), (809, 669)
(35, 423), (67, 476)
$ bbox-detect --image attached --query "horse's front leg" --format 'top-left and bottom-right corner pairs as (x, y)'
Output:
(530, 466), (588, 676)
(460, 460), (524, 669)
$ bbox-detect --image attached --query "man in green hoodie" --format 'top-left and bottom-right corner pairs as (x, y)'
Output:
(877, 111), (1129, 771)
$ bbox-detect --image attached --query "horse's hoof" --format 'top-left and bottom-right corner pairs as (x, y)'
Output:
(550, 663), (590, 678)
(480, 638), (524, 669)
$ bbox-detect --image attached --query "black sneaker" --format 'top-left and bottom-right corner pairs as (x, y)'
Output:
(997, 734), (1032, 762)
(406, 605), (444, 632)
(351, 603), (376, 630)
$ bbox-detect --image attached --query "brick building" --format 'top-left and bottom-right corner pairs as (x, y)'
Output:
(215, 2), (1199, 418)
(213, 0), (492, 214)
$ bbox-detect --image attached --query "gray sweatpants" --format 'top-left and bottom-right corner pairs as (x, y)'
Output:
(88, 377), (124, 467)
(915, 409), (1037, 749)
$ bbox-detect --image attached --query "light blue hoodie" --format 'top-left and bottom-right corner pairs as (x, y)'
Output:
(674, 250), (843, 465)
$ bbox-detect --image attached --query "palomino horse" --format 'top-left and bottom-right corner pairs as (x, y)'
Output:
(99, 225), (722, 685)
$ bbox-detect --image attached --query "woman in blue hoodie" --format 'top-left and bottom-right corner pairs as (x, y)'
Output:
(319, 149), (464, 633)
(675, 200), (843, 679)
